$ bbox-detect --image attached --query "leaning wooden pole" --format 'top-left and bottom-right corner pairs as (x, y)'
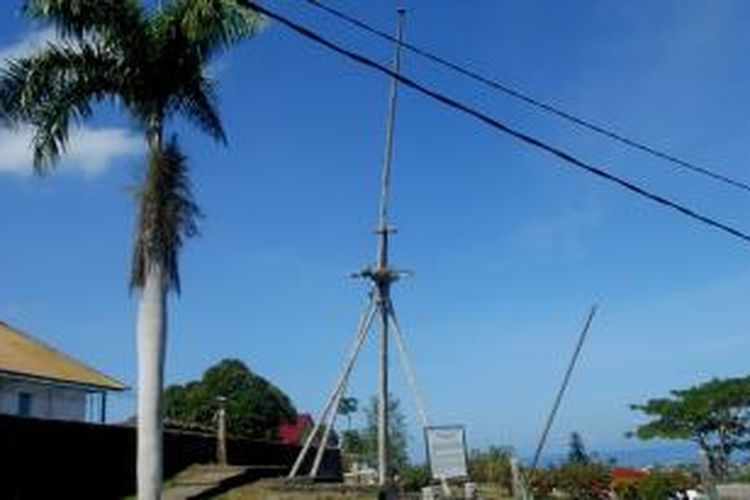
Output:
(288, 298), (376, 478)
(527, 305), (598, 482)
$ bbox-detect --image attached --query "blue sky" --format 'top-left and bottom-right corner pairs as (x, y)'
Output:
(2, 1), (750, 463)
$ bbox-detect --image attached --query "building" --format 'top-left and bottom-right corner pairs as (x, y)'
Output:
(279, 413), (314, 445)
(611, 467), (648, 482)
(0, 320), (126, 423)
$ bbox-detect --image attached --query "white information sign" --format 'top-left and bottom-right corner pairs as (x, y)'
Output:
(425, 425), (468, 479)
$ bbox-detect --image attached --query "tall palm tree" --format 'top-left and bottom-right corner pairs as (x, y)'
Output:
(337, 395), (359, 432)
(0, 1), (262, 498)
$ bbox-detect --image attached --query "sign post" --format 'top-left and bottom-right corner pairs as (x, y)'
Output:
(424, 425), (469, 480)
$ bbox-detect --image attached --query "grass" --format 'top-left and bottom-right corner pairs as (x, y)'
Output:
(218, 479), (379, 499)
(217, 479), (513, 499)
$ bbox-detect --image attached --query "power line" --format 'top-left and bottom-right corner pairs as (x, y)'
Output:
(303, 0), (750, 194)
(244, 2), (750, 245)
(242, 2), (750, 245)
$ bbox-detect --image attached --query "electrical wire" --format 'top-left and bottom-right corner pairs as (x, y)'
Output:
(241, 1), (750, 246)
(302, 0), (750, 194)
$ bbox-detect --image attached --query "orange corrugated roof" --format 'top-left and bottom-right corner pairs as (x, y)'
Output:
(612, 467), (648, 481)
(0, 321), (126, 390)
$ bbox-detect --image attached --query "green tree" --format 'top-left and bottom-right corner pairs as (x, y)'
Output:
(340, 429), (366, 454)
(629, 375), (750, 478)
(362, 394), (409, 472)
(568, 431), (590, 464)
(0, 2), (262, 498)
(164, 358), (296, 440)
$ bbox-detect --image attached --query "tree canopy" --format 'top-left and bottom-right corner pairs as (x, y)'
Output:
(164, 358), (297, 441)
(568, 431), (590, 465)
(629, 375), (750, 477)
(362, 394), (409, 471)
(340, 394), (409, 472)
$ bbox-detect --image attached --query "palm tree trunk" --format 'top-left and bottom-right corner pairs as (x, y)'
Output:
(137, 263), (167, 500)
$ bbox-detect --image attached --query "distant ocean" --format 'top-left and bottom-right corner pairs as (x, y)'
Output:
(524, 442), (702, 468)
(598, 443), (700, 467)
(415, 440), (746, 469)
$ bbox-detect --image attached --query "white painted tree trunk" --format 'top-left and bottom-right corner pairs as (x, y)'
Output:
(137, 264), (167, 500)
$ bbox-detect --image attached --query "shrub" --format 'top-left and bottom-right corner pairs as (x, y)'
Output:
(399, 464), (432, 491)
(468, 446), (513, 492)
(612, 477), (641, 500)
(552, 462), (611, 499)
(636, 469), (699, 499)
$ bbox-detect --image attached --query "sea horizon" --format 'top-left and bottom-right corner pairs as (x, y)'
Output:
(521, 442), (701, 469)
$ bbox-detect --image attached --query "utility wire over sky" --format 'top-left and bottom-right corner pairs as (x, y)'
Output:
(242, 1), (750, 246)
(303, 0), (750, 195)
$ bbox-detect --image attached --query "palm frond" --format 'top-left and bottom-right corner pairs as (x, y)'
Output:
(23, 0), (144, 42)
(168, 73), (226, 144)
(0, 40), (120, 171)
(131, 137), (202, 294)
(160, 0), (264, 60)
(144, 14), (228, 144)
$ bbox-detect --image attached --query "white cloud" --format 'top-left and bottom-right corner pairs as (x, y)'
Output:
(0, 28), (57, 65)
(0, 125), (142, 176)
(0, 30), (142, 176)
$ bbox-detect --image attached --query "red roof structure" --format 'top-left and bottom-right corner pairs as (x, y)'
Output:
(611, 467), (648, 482)
(279, 413), (313, 445)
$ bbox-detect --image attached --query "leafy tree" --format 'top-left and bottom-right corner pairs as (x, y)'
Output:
(362, 394), (409, 472)
(568, 431), (590, 464)
(0, 1), (262, 498)
(629, 375), (750, 478)
(164, 358), (296, 440)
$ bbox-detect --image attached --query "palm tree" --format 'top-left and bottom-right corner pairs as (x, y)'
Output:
(337, 395), (359, 432)
(0, 1), (262, 498)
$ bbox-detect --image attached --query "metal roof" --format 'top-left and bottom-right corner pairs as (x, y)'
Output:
(0, 321), (126, 391)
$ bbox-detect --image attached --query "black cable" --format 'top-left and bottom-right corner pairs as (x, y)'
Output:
(303, 0), (750, 194)
(242, 1), (750, 245)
